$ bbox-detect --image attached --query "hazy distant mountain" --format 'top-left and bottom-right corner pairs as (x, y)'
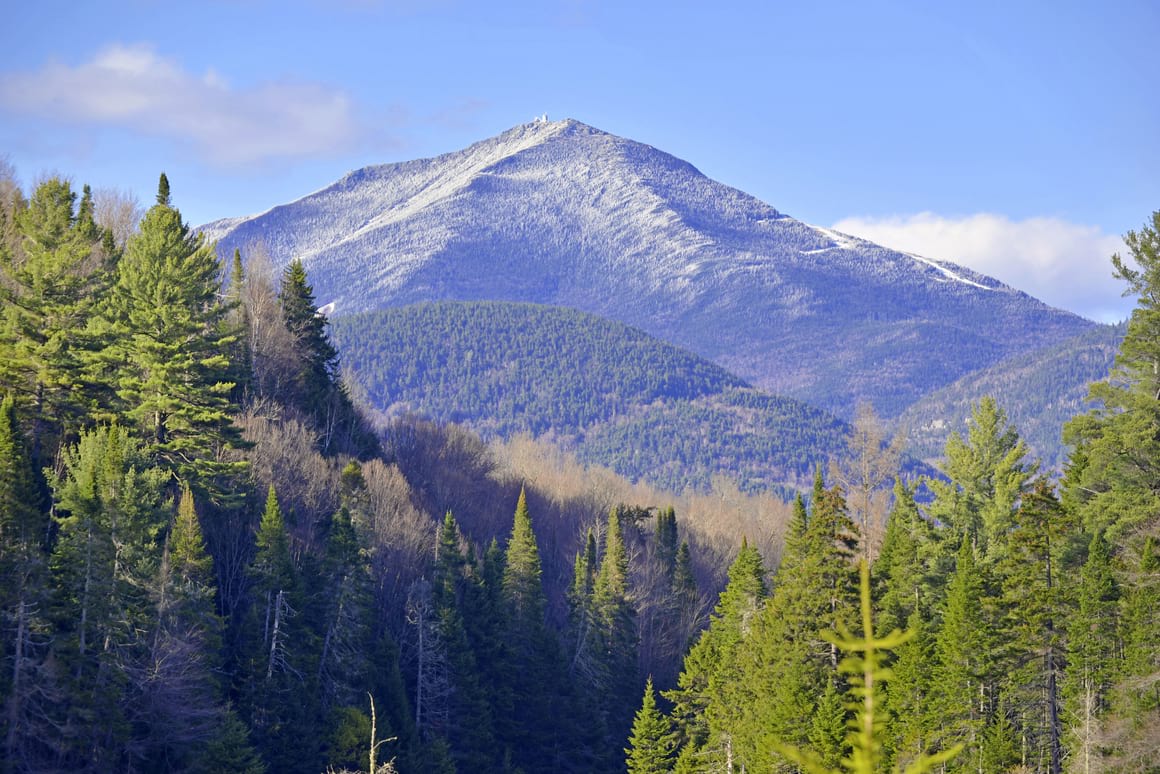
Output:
(898, 322), (1124, 470)
(203, 118), (1094, 417)
(330, 301), (850, 495)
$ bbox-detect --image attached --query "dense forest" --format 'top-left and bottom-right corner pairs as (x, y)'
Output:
(1, 168), (1158, 774)
(330, 302), (851, 496)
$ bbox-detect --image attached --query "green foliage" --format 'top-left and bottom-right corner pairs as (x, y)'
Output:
(925, 396), (1033, 561)
(901, 322), (1124, 471)
(330, 301), (847, 494)
(99, 174), (246, 498)
(773, 562), (962, 774)
(0, 177), (110, 465)
(626, 677), (675, 774)
(928, 535), (990, 770)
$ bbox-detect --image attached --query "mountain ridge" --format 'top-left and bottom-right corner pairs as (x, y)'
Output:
(203, 117), (1094, 417)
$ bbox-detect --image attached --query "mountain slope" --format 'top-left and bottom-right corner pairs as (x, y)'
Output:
(330, 301), (849, 495)
(898, 321), (1124, 469)
(204, 118), (1094, 417)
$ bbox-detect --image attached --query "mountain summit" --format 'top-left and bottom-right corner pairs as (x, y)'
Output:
(202, 118), (1093, 417)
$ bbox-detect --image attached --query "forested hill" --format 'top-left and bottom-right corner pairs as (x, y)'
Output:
(899, 321), (1125, 469)
(330, 301), (849, 494)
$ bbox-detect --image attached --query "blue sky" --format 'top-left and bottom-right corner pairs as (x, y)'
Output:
(1, 0), (1156, 321)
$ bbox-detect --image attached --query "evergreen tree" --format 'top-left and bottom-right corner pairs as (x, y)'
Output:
(655, 506), (678, 576)
(136, 485), (229, 771)
(1062, 211), (1160, 765)
(926, 397), (1032, 562)
(626, 677), (675, 774)
(928, 535), (992, 771)
(1063, 530), (1120, 771)
(497, 487), (568, 773)
(589, 506), (639, 750)
(1108, 536), (1160, 770)
(873, 480), (939, 636)
(996, 479), (1071, 774)
(47, 424), (167, 768)
(278, 259), (372, 456)
(245, 485), (314, 772)
(99, 174), (245, 500)
(665, 539), (766, 768)
(0, 396), (54, 769)
(0, 177), (109, 468)
(430, 511), (498, 770)
(724, 485), (859, 771)
(882, 608), (937, 770)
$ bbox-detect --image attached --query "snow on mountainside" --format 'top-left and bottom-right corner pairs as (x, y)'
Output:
(201, 118), (1094, 418)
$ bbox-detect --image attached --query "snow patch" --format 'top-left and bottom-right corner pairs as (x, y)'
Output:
(904, 252), (992, 291)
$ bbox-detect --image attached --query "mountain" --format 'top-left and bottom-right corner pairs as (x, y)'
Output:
(898, 321), (1124, 470)
(202, 118), (1094, 418)
(330, 301), (850, 495)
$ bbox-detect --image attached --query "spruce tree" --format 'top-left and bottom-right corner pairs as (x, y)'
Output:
(996, 479), (1071, 773)
(47, 424), (167, 766)
(626, 677), (675, 774)
(1063, 530), (1119, 770)
(929, 535), (991, 770)
(665, 539), (765, 767)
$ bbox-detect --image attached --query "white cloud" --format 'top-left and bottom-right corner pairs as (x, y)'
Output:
(832, 212), (1131, 323)
(0, 44), (376, 166)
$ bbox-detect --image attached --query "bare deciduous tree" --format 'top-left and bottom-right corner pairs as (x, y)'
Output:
(829, 403), (904, 563)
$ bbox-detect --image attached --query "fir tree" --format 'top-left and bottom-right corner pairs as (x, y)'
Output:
(626, 677), (675, 774)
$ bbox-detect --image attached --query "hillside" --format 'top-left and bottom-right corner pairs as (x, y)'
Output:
(202, 118), (1094, 418)
(898, 321), (1124, 469)
(330, 301), (849, 494)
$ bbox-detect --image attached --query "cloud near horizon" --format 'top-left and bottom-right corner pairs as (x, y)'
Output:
(832, 212), (1131, 323)
(0, 44), (377, 166)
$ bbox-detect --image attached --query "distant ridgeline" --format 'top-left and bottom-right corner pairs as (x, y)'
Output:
(900, 321), (1124, 470)
(330, 301), (852, 496)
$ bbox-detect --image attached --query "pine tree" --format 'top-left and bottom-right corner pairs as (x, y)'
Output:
(883, 608), (937, 770)
(244, 484), (325, 773)
(589, 506), (639, 749)
(724, 485), (859, 771)
(626, 677), (675, 774)
(136, 485), (228, 771)
(873, 480), (939, 636)
(99, 174), (245, 500)
(0, 177), (109, 468)
(502, 487), (544, 628)
(926, 397), (1032, 562)
(1108, 536), (1160, 770)
(278, 259), (371, 455)
(1061, 211), (1160, 766)
(497, 487), (567, 773)
(772, 562), (961, 774)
